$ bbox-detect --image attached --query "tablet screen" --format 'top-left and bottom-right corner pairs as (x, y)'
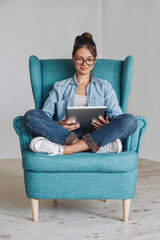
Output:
(66, 106), (107, 127)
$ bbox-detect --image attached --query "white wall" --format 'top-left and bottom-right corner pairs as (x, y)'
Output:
(102, 0), (160, 161)
(1, 0), (159, 161)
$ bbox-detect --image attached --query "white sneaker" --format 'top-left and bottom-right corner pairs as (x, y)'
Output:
(29, 137), (65, 156)
(96, 139), (122, 153)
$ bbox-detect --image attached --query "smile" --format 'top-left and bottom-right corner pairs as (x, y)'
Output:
(80, 67), (88, 70)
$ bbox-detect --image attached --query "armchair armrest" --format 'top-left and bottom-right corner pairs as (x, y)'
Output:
(123, 116), (147, 153)
(13, 116), (33, 154)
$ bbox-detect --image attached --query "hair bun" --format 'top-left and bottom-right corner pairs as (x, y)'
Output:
(74, 32), (93, 44)
(81, 32), (93, 40)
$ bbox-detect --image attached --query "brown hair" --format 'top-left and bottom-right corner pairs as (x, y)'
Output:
(72, 32), (97, 58)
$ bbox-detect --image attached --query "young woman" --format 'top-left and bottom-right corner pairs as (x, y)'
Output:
(24, 32), (138, 155)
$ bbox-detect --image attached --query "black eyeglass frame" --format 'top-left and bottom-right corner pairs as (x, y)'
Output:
(74, 57), (96, 66)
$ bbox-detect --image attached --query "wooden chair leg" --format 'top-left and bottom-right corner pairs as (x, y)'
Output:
(104, 199), (109, 207)
(122, 199), (131, 222)
(31, 199), (39, 222)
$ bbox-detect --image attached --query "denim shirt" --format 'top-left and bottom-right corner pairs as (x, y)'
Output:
(42, 73), (123, 121)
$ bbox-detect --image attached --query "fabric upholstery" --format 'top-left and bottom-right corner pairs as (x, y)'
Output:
(24, 170), (137, 199)
(123, 116), (147, 153)
(22, 150), (138, 173)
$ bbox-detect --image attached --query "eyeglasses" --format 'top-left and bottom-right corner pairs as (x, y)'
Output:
(74, 57), (95, 66)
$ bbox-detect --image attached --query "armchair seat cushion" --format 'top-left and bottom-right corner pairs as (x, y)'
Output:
(23, 150), (138, 173)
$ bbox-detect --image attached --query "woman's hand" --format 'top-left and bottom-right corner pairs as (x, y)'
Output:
(91, 116), (109, 130)
(58, 118), (80, 131)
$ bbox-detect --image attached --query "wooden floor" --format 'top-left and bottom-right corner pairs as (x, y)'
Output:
(0, 158), (160, 240)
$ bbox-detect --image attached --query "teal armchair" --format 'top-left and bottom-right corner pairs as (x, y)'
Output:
(13, 55), (147, 222)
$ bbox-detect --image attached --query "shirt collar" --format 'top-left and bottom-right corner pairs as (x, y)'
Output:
(70, 72), (96, 85)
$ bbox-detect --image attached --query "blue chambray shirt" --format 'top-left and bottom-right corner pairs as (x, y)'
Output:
(42, 73), (123, 121)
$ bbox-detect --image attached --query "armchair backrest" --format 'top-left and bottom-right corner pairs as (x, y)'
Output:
(29, 55), (134, 113)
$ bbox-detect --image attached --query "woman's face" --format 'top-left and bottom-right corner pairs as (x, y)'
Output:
(72, 47), (97, 76)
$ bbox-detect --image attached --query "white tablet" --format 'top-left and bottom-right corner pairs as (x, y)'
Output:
(66, 106), (107, 128)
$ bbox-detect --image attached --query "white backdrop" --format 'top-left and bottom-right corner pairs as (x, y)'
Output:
(102, 0), (160, 161)
(0, 0), (159, 161)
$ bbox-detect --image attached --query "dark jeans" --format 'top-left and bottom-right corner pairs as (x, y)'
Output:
(24, 109), (138, 152)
